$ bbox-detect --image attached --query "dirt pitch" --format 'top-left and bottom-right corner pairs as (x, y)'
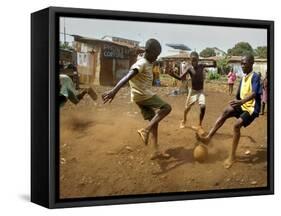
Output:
(60, 82), (267, 198)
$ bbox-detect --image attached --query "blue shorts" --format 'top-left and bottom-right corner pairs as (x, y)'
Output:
(233, 106), (258, 127)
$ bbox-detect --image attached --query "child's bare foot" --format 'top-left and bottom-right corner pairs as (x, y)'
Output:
(197, 127), (205, 136)
(137, 128), (149, 145)
(191, 125), (204, 131)
(179, 120), (186, 129)
(223, 157), (236, 169)
(196, 133), (210, 144)
(150, 151), (171, 160)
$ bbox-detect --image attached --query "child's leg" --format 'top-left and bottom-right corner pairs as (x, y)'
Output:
(180, 90), (194, 128)
(150, 123), (170, 160)
(198, 93), (206, 127)
(224, 118), (243, 169)
(181, 104), (193, 128)
(261, 102), (265, 115)
(145, 104), (171, 132)
(151, 123), (158, 151)
(77, 88), (88, 101)
(230, 84), (233, 95)
(137, 96), (172, 145)
(198, 105), (236, 143)
(199, 104), (206, 127)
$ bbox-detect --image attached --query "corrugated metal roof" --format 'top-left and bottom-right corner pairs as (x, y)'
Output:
(73, 35), (142, 49)
(201, 56), (267, 62)
(166, 43), (191, 51)
(161, 52), (190, 60)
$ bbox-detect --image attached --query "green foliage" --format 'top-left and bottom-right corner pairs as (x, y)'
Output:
(227, 42), (254, 56)
(216, 56), (230, 74)
(60, 41), (73, 50)
(200, 47), (216, 57)
(207, 70), (221, 80)
(254, 46), (267, 58)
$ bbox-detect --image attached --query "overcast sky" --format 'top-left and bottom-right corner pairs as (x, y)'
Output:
(60, 17), (267, 57)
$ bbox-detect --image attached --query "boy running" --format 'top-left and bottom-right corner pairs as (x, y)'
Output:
(102, 39), (172, 160)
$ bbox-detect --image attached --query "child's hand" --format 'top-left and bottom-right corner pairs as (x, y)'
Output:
(229, 99), (242, 108)
(102, 90), (116, 104)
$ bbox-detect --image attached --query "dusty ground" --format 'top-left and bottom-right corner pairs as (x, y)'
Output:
(60, 81), (267, 199)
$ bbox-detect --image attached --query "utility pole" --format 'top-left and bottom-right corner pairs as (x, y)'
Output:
(64, 18), (66, 46)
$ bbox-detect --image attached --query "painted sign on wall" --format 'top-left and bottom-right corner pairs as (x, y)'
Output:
(103, 44), (129, 59)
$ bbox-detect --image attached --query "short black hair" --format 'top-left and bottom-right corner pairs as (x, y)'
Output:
(190, 51), (199, 58)
(145, 38), (161, 53)
(243, 53), (254, 64)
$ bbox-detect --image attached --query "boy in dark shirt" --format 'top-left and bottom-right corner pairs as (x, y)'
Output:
(168, 51), (216, 134)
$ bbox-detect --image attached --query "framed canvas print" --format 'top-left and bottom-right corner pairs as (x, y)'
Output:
(31, 6), (274, 208)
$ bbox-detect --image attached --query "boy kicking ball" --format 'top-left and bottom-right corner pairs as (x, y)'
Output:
(197, 54), (261, 169)
(102, 39), (171, 160)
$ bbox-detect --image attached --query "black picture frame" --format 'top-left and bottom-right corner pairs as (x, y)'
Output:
(31, 6), (274, 208)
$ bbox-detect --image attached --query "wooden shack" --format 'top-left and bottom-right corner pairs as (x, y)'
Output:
(73, 35), (143, 86)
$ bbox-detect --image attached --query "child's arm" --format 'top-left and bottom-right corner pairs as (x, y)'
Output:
(230, 74), (260, 108)
(102, 69), (138, 103)
(167, 68), (181, 80)
(230, 92), (256, 108)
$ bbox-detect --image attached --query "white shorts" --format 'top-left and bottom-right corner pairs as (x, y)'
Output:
(185, 89), (206, 108)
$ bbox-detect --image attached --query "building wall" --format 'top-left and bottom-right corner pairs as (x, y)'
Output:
(230, 62), (267, 78)
(99, 42), (130, 85)
(74, 41), (97, 85)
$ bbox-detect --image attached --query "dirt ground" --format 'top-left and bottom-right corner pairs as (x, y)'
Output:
(59, 82), (268, 199)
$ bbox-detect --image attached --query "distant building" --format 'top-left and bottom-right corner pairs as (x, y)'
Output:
(73, 35), (144, 86)
(202, 56), (267, 77)
(102, 35), (140, 47)
(160, 51), (191, 72)
(227, 56), (267, 78)
(212, 47), (226, 57)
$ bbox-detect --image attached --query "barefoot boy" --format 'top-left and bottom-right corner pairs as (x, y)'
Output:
(197, 53), (261, 168)
(102, 39), (172, 160)
(168, 51), (216, 133)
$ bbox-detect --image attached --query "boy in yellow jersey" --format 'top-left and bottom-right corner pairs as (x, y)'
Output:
(197, 53), (261, 168)
(102, 39), (172, 160)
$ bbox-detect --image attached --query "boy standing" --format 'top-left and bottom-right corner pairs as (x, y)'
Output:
(102, 39), (172, 160)
(197, 54), (261, 169)
(168, 52), (216, 133)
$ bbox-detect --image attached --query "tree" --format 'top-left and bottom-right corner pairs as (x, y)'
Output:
(227, 42), (254, 56)
(60, 41), (73, 50)
(200, 47), (216, 57)
(255, 46), (267, 58)
(216, 56), (230, 75)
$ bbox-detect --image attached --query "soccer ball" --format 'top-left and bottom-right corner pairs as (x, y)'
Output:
(193, 144), (208, 163)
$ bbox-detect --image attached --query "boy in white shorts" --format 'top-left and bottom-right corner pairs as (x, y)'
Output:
(168, 51), (216, 133)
